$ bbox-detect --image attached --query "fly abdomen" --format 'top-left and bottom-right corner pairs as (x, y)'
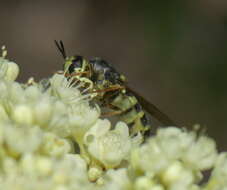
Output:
(109, 91), (151, 137)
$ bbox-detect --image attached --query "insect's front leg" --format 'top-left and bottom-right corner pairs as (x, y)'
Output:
(77, 77), (94, 89)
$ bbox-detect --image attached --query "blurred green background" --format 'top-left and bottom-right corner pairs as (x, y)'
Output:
(0, 0), (227, 150)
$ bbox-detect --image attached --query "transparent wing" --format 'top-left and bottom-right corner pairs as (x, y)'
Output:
(125, 85), (176, 126)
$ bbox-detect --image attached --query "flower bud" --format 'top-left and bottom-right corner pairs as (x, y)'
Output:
(88, 166), (103, 182)
(5, 61), (19, 81)
(12, 104), (34, 125)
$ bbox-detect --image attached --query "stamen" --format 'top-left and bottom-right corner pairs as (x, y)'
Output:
(1, 46), (7, 58)
(69, 94), (92, 104)
(81, 86), (92, 94)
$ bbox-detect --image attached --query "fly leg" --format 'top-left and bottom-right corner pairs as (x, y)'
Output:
(91, 85), (125, 94)
(98, 87), (123, 117)
(101, 104), (123, 117)
(101, 110), (123, 117)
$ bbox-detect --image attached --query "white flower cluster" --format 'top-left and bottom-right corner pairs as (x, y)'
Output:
(0, 48), (226, 190)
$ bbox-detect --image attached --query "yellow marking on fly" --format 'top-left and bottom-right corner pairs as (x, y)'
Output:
(130, 115), (149, 135)
(120, 109), (141, 123)
(64, 56), (74, 72)
(120, 74), (126, 82)
(111, 93), (138, 111)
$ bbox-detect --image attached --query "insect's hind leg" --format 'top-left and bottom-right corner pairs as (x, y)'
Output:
(101, 110), (123, 117)
(101, 103), (123, 117)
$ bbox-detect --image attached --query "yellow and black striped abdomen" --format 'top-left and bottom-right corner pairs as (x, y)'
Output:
(108, 91), (151, 137)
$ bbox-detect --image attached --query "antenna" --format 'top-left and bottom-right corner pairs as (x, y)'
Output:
(54, 40), (67, 59)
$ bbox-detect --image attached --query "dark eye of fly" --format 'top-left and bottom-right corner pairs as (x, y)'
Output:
(68, 56), (83, 74)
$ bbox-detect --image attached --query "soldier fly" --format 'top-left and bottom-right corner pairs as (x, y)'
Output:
(55, 40), (176, 139)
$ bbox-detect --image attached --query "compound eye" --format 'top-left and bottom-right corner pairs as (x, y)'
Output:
(68, 63), (75, 74)
(68, 56), (83, 74)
